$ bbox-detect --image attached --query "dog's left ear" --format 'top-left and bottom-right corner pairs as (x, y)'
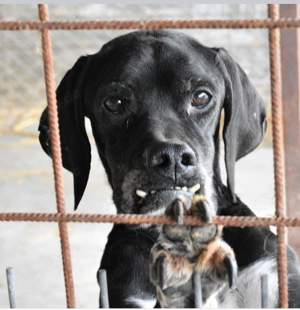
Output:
(39, 56), (91, 210)
(214, 48), (267, 202)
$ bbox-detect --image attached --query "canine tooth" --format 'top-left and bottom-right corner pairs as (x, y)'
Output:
(189, 183), (201, 193)
(136, 190), (147, 198)
(182, 186), (188, 191)
(175, 186), (181, 190)
(150, 190), (156, 194)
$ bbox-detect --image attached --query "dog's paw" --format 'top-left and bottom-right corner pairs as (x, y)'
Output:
(195, 238), (238, 288)
(150, 244), (194, 308)
(150, 194), (237, 307)
(165, 194), (212, 224)
(150, 244), (193, 289)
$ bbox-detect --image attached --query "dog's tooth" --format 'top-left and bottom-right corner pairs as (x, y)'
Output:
(189, 183), (201, 193)
(136, 189), (147, 198)
(150, 190), (156, 194)
(182, 186), (188, 191)
(175, 186), (181, 190)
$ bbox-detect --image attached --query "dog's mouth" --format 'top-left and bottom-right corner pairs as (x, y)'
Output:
(135, 183), (201, 199)
(134, 183), (201, 215)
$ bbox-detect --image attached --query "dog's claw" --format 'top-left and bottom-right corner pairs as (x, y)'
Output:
(156, 255), (168, 289)
(165, 199), (186, 224)
(192, 196), (212, 223)
(224, 255), (238, 288)
(173, 199), (185, 224)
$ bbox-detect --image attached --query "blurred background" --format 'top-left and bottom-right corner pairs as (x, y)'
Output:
(0, 4), (277, 308)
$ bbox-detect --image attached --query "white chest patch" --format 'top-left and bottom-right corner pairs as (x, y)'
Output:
(125, 296), (156, 308)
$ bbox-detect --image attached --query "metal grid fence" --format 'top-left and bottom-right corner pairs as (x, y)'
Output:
(0, 3), (298, 308)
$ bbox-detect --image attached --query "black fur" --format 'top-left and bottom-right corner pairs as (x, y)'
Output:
(39, 30), (300, 308)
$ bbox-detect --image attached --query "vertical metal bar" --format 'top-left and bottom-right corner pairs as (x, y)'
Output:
(261, 274), (269, 308)
(99, 269), (109, 308)
(38, 4), (76, 308)
(6, 267), (16, 308)
(268, 4), (289, 308)
(279, 4), (300, 257)
(193, 271), (203, 308)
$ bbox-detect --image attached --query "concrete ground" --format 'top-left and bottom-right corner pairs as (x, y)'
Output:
(0, 123), (276, 308)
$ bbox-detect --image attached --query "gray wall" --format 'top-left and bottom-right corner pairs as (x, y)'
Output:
(1, 4), (270, 109)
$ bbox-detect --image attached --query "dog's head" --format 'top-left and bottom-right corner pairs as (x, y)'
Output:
(39, 30), (266, 217)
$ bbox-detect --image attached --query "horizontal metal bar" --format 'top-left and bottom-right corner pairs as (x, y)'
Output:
(1, 18), (300, 31)
(0, 213), (300, 227)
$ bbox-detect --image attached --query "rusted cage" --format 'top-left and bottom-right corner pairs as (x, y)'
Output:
(1, 3), (300, 308)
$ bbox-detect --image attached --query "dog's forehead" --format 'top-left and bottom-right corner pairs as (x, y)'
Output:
(96, 31), (222, 86)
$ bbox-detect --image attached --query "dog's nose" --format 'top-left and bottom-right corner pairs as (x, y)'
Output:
(145, 142), (197, 179)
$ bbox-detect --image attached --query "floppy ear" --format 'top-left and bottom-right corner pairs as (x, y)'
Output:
(39, 56), (91, 210)
(214, 48), (267, 202)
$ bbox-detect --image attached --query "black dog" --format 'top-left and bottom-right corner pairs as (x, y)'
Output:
(39, 30), (300, 307)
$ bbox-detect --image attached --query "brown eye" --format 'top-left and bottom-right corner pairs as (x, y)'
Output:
(103, 97), (126, 114)
(192, 90), (212, 107)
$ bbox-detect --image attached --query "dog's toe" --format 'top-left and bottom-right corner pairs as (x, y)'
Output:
(150, 244), (195, 308)
(165, 197), (192, 224)
(196, 239), (238, 288)
(191, 195), (214, 223)
(150, 244), (194, 290)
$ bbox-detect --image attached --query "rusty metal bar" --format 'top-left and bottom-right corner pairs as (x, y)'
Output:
(279, 4), (300, 257)
(268, 4), (289, 308)
(1, 18), (300, 31)
(1, 213), (300, 227)
(38, 4), (75, 308)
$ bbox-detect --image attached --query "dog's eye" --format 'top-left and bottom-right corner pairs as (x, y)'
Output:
(191, 90), (212, 108)
(103, 97), (126, 114)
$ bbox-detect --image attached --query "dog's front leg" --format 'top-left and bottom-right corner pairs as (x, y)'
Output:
(100, 225), (157, 308)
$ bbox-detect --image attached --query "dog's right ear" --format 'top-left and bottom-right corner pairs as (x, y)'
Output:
(39, 56), (91, 210)
(213, 48), (267, 203)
